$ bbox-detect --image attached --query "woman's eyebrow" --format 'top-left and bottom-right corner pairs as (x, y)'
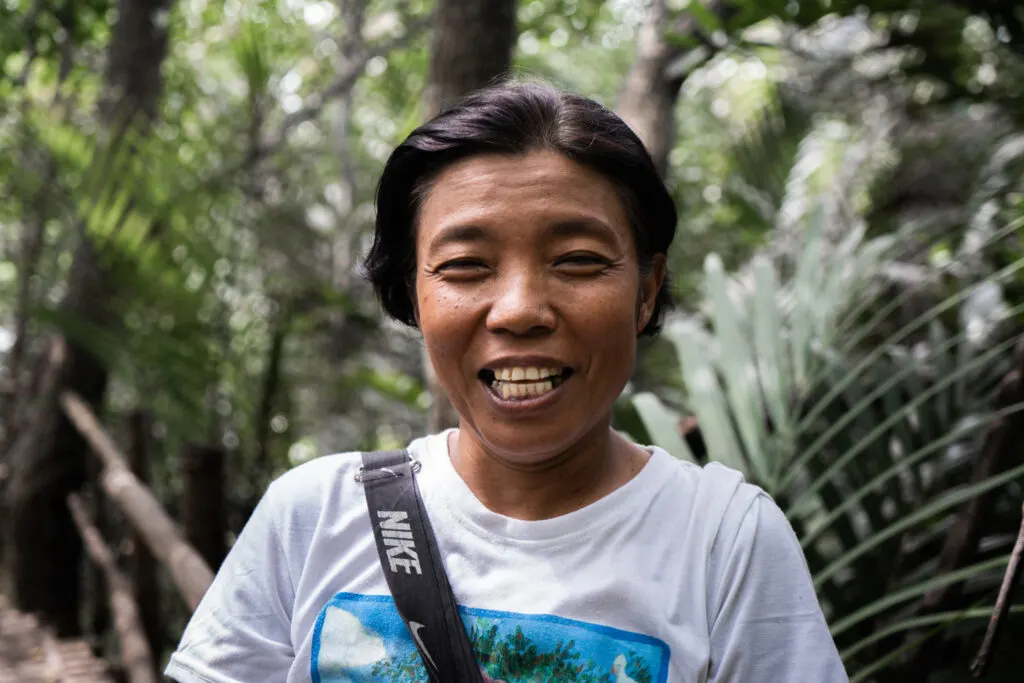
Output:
(427, 224), (490, 252)
(550, 218), (620, 247)
(427, 216), (620, 253)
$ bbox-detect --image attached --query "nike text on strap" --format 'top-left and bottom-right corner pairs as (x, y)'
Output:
(359, 450), (485, 683)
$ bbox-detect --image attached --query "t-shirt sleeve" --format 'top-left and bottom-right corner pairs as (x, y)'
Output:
(707, 492), (849, 682)
(164, 479), (296, 683)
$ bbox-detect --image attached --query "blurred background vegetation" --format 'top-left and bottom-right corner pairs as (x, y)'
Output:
(0, 0), (1023, 681)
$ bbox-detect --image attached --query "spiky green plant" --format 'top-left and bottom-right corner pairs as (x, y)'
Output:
(634, 206), (1024, 680)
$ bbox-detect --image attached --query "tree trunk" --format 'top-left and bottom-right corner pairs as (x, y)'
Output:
(615, 0), (688, 176)
(89, 453), (111, 647)
(422, 0), (517, 432)
(5, 322), (109, 636)
(2, 0), (173, 635)
(255, 312), (288, 476)
(0, 4), (73, 452)
(128, 411), (163, 671)
(617, 0), (735, 175)
(0, 157), (53, 449)
(0, 337), (64, 590)
(423, 0), (517, 117)
(182, 444), (227, 571)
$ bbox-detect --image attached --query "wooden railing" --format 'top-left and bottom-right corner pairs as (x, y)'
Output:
(60, 392), (213, 608)
(59, 391), (215, 683)
(67, 493), (157, 683)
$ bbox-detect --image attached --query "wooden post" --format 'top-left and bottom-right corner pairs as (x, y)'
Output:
(60, 391), (213, 611)
(68, 493), (158, 683)
(182, 444), (227, 571)
(88, 445), (110, 648)
(128, 410), (163, 669)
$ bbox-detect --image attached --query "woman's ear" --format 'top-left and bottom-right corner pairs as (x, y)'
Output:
(637, 254), (667, 333)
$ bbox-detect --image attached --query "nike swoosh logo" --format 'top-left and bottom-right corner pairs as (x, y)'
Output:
(409, 621), (439, 672)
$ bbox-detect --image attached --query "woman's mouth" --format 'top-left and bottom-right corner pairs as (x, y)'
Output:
(478, 366), (573, 401)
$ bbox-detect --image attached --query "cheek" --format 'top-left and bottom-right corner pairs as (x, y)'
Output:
(565, 277), (640, 356)
(416, 280), (475, 368)
(577, 273), (641, 323)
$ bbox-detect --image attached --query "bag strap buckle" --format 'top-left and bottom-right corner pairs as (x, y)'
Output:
(354, 457), (421, 484)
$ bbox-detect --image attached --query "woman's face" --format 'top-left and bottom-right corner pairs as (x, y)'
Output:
(414, 149), (664, 466)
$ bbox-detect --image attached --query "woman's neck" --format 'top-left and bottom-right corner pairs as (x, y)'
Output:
(447, 424), (650, 521)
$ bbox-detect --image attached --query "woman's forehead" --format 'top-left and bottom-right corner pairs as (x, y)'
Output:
(416, 150), (631, 242)
(427, 149), (612, 194)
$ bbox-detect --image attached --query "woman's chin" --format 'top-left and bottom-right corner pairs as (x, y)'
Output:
(458, 418), (605, 471)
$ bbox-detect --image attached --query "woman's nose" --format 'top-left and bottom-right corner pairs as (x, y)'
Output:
(485, 272), (557, 336)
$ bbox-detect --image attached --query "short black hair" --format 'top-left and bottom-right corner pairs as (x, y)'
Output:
(364, 79), (677, 336)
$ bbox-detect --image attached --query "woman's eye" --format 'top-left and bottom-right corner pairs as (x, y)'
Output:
(435, 259), (488, 275)
(556, 253), (611, 269)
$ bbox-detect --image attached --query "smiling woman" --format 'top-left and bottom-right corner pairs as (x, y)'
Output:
(164, 81), (849, 683)
(413, 150), (661, 507)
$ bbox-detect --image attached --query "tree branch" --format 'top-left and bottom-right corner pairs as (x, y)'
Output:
(971, 502), (1024, 678)
(250, 11), (431, 163)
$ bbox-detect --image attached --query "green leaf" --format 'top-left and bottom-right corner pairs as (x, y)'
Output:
(812, 460), (1024, 589)
(751, 256), (791, 439)
(789, 206), (826, 392)
(839, 604), (1024, 662)
(705, 253), (770, 481)
(232, 21), (272, 97)
(829, 554), (1012, 639)
(683, 1), (723, 36)
(632, 392), (696, 462)
(667, 319), (747, 474)
(801, 401), (1024, 553)
(789, 331), (1023, 515)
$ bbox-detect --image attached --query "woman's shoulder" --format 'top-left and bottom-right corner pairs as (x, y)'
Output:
(252, 450), (370, 526)
(256, 437), (439, 519)
(279, 448), (366, 480)
(676, 458), (799, 566)
(271, 449), (364, 492)
(657, 453), (767, 515)
(653, 453), (781, 551)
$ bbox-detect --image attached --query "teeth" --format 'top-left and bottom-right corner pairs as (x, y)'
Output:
(531, 381), (553, 395)
(493, 379), (555, 400)
(486, 367), (565, 401)
(493, 366), (560, 382)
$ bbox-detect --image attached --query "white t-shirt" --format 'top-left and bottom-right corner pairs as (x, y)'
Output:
(165, 431), (848, 682)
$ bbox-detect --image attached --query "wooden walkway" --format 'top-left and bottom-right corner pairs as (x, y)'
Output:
(0, 595), (113, 683)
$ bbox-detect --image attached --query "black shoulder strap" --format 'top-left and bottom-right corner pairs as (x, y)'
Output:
(359, 450), (484, 683)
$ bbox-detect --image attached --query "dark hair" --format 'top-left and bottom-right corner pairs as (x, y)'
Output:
(364, 79), (677, 336)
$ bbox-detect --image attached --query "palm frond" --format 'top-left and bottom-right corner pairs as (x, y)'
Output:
(634, 199), (1024, 675)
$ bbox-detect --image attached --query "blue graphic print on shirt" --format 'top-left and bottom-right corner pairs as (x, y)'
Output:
(310, 592), (670, 683)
